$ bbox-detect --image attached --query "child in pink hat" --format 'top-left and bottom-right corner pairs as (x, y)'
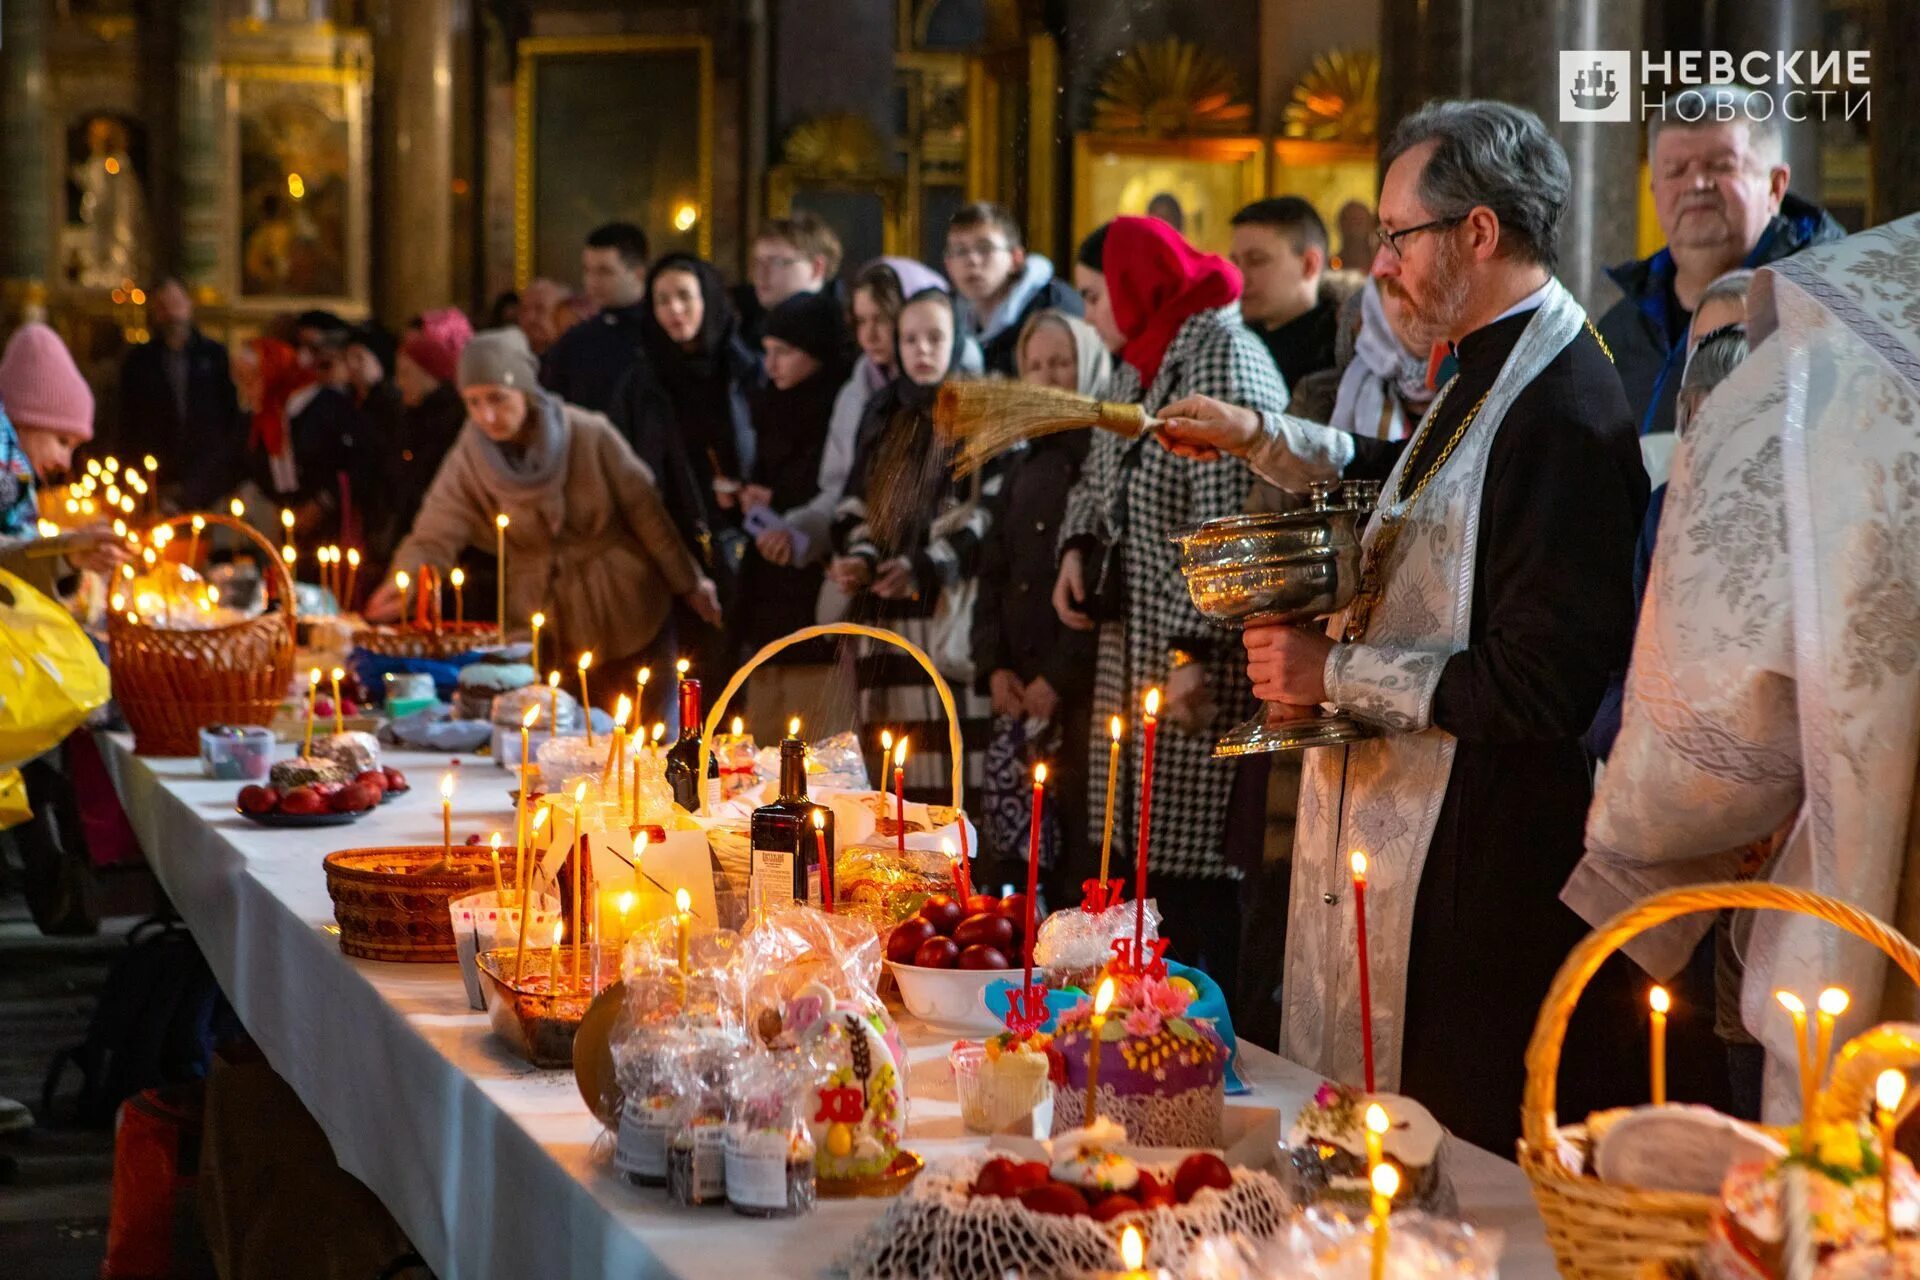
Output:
(0, 324), (125, 573)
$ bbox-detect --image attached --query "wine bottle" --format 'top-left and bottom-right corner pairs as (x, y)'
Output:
(748, 733), (833, 913)
(665, 677), (719, 812)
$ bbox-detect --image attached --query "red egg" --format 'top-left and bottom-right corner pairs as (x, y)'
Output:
(957, 944), (1012, 971)
(237, 785), (277, 815)
(353, 769), (388, 796)
(1090, 1192), (1142, 1222)
(918, 893), (964, 935)
(886, 917), (937, 964)
(330, 783), (380, 814)
(963, 893), (1001, 917)
(277, 786), (326, 815)
(971, 1157), (1019, 1199)
(912, 936), (961, 969)
(997, 892), (1030, 927)
(382, 767), (410, 792)
(1018, 1183), (1089, 1217)
(1005, 1160), (1052, 1194)
(953, 912), (1015, 951)
(1173, 1152), (1234, 1203)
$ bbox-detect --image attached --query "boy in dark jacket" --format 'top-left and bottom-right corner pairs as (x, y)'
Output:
(945, 202), (1085, 378)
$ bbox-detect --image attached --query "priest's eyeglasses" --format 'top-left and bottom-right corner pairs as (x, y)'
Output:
(1374, 216), (1466, 260)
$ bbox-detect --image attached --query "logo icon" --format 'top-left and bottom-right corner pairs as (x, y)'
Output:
(1560, 51), (1632, 122)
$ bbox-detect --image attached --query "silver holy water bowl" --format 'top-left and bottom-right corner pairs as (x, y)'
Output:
(1171, 479), (1381, 756)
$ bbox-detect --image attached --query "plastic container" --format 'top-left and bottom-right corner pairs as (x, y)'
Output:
(198, 725), (275, 781)
(949, 1040), (1053, 1135)
(885, 959), (1019, 1034)
(448, 888), (562, 1010)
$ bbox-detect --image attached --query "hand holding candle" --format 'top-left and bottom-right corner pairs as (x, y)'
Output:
(1649, 985), (1670, 1106)
(1350, 850), (1376, 1093)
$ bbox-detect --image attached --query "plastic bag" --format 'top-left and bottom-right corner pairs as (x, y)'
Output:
(0, 568), (110, 772)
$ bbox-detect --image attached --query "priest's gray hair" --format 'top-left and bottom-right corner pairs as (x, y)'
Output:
(1382, 101), (1571, 272)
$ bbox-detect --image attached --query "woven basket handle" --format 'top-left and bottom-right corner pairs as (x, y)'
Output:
(696, 622), (965, 815)
(1522, 881), (1920, 1156)
(155, 511), (297, 625)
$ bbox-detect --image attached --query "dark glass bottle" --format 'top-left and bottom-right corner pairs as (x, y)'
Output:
(748, 735), (834, 912)
(665, 677), (719, 811)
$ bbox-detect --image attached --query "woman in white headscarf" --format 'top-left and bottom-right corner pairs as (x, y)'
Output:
(1328, 277), (1437, 442)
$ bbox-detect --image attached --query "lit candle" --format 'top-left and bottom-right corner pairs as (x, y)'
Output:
(571, 782), (587, 988)
(943, 836), (965, 902)
(1086, 975), (1117, 1124)
(513, 805), (549, 985)
(634, 829), (650, 878)
(494, 513), (509, 630)
(450, 567), (465, 627)
(548, 920), (564, 991)
(281, 544), (297, 600)
(488, 832), (505, 897)
(1370, 1161), (1400, 1280)
(956, 807), (973, 900)
(675, 887), (692, 972)
(893, 735), (909, 855)
(1098, 714), (1122, 888)
(279, 505), (293, 549)
(1119, 1226), (1146, 1280)
(616, 890), (635, 949)
(605, 693), (632, 784)
(345, 548), (360, 608)
(395, 570), (411, 622)
(103, 455), (120, 475)
(516, 704), (539, 904)
(1351, 851), (1376, 1094)
(1879, 1069), (1906, 1251)
(631, 754), (642, 825)
(1134, 688), (1160, 964)
(634, 663), (649, 724)
(302, 667), (321, 755)
(229, 497), (244, 522)
(1364, 1102), (1389, 1186)
(1023, 763), (1047, 992)
(329, 666), (346, 735)
(547, 670), (561, 729)
(814, 811), (833, 913)
(440, 772), (455, 864)
(1815, 987), (1850, 1089)
(1649, 985), (1671, 1106)
(577, 652), (595, 746)
(188, 514), (204, 567)
(1777, 990), (1815, 1123)
(530, 611), (545, 673)
(650, 722), (665, 757)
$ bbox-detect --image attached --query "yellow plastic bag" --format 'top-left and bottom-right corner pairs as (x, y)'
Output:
(0, 567), (111, 773)
(0, 768), (28, 829)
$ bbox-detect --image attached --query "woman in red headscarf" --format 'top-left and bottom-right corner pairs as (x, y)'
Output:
(230, 334), (363, 547)
(1052, 216), (1289, 997)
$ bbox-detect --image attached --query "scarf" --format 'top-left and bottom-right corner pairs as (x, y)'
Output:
(641, 254), (756, 476)
(472, 389), (570, 496)
(1331, 279), (1433, 440)
(1016, 310), (1114, 398)
(1104, 216), (1241, 386)
(245, 337), (312, 458)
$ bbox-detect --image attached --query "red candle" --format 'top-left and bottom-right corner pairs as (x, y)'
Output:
(1023, 763), (1047, 992)
(956, 818), (973, 900)
(945, 838), (966, 901)
(1350, 850), (1376, 1093)
(814, 810), (833, 913)
(1134, 688), (1160, 964)
(892, 735), (909, 855)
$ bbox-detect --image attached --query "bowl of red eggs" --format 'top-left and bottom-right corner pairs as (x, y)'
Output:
(884, 891), (1029, 1034)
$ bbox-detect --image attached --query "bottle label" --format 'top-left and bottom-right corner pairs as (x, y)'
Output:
(806, 863), (821, 908)
(616, 1099), (670, 1178)
(724, 1135), (790, 1209)
(705, 776), (722, 811)
(751, 846), (795, 913)
(691, 1120), (727, 1198)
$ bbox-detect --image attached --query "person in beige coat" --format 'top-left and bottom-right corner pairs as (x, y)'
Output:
(364, 328), (721, 686)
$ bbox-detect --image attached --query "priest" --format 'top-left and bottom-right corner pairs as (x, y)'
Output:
(1158, 100), (1649, 1152)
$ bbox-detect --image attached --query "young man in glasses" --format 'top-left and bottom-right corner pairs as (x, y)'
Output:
(736, 213), (843, 347)
(945, 202), (1082, 376)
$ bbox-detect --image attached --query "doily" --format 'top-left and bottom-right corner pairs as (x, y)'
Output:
(1050, 1080), (1225, 1149)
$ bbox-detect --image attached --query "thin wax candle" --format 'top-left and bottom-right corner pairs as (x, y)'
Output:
(439, 772), (455, 864)
(892, 736), (909, 854)
(577, 652), (595, 746)
(1351, 851), (1376, 1093)
(329, 666), (346, 735)
(1098, 715), (1121, 887)
(450, 567), (465, 627)
(494, 513), (509, 629)
(1134, 689), (1160, 965)
(1649, 985), (1670, 1106)
(302, 668), (321, 755)
(1777, 990), (1815, 1123)
(1085, 976), (1116, 1124)
(530, 611), (544, 673)
(1878, 1069), (1906, 1250)
(1023, 764), (1047, 991)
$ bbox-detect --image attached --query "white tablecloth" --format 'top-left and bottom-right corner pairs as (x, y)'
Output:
(98, 734), (1556, 1279)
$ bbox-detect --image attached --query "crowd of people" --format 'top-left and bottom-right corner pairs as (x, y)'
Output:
(4, 82), (1900, 1152)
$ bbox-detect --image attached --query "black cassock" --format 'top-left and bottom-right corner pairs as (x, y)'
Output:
(1334, 308), (1666, 1154)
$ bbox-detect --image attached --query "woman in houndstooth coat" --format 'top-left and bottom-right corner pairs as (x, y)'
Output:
(1055, 217), (1288, 987)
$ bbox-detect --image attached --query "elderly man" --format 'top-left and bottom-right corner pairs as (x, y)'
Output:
(1158, 100), (1648, 1152)
(1597, 84), (1843, 438)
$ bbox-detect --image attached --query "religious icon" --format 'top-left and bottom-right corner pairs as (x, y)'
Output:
(64, 115), (150, 290)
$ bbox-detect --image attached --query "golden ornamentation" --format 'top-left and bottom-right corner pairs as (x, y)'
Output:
(1093, 38), (1252, 137)
(781, 113), (890, 177)
(1283, 49), (1379, 144)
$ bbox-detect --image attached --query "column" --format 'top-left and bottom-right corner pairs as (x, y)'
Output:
(177, 0), (223, 292)
(0, 0), (52, 313)
(1869, 0), (1919, 225)
(375, 0), (455, 323)
(1376, 0), (1471, 142)
(1713, 0), (1823, 199)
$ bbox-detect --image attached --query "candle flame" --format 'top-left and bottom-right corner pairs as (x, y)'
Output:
(450, 567), (465, 588)
(1649, 985), (1671, 1015)
(1109, 715), (1123, 741)
(675, 887), (691, 913)
(612, 694), (632, 727)
(1818, 987), (1850, 1017)
(532, 806), (550, 831)
(1349, 850), (1367, 881)
(651, 722), (665, 743)
(553, 920), (565, 945)
(1093, 975), (1117, 1017)
(1776, 990), (1807, 1016)
(1365, 1102), (1390, 1135)
(489, 832), (501, 852)
(573, 781), (587, 805)
(1034, 762), (1048, 785)
(347, 547), (360, 567)
(813, 810), (826, 831)
(395, 570), (410, 590)
(1120, 1226), (1144, 1270)
(894, 737), (909, 766)
(785, 716), (797, 738)
(531, 610), (545, 628)
(229, 498), (245, 518)
(577, 651), (593, 672)
(330, 666), (344, 683)
(1371, 1162), (1400, 1199)
(309, 667), (322, 686)
(617, 891), (635, 916)
(522, 704), (541, 728)
(634, 830), (650, 859)
(112, 518), (127, 538)
(439, 773), (454, 801)
(880, 729), (893, 753)
(495, 512), (510, 530)
(103, 456), (120, 473)
(1144, 687), (1161, 717)
(636, 665), (649, 687)
(143, 454), (158, 472)
(280, 545), (294, 565)
(191, 514), (206, 532)
(1878, 1068), (1907, 1113)
(280, 507), (294, 530)
(675, 658), (690, 677)
(87, 459), (101, 476)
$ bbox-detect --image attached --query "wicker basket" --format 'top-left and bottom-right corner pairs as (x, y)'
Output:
(109, 512), (296, 756)
(350, 621), (505, 661)
(324, 845), (524, 963)
(1519, 882), (1920, 1279)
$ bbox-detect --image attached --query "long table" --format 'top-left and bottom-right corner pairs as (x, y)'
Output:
(98, 734), (1556, 1278)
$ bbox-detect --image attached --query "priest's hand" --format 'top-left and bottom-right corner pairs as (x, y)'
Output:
(989, 668), (1027, 718)
(1244, 624), (1331, 706)
(1155, 395), (1263, 461)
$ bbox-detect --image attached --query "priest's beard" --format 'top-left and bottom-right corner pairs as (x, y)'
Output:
(1384, 236), (1473, 350)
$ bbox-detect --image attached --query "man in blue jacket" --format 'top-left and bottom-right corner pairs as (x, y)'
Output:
(1596, 83), (1844, 438)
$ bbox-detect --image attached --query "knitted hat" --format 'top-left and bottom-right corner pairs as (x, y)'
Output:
(0, 323), (95, 441)
(761, 290), (848, 366)
(400, 307), (474, 385)
(457, 326), (541, 392)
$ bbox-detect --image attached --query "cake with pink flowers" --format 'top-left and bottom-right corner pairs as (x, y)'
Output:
(1048, 976), (1226, 1148)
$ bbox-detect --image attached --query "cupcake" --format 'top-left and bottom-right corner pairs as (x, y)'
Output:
(953, 1031), (1059, 1134)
